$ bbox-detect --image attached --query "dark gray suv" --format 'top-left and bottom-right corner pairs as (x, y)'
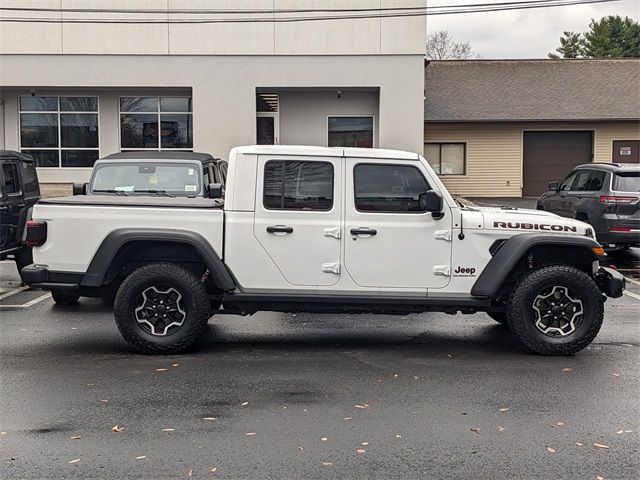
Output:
(537, 163), (640, 248)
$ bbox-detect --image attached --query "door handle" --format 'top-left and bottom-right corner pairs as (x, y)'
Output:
(350, 227), (377, 236)
(266, 225), (293, 234)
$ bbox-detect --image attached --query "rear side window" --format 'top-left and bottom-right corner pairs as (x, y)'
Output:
(572, 170), (606, 191)
(354, 164), (431, 213)
(613, 171), (640, 192)
(21, 161), (40, 194)
(1, 163), (21, 195)
(263, 160), (333, 210)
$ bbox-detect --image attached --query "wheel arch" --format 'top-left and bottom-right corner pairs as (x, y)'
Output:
(471, 233), (600, 299)
(81, 228), (236, 292)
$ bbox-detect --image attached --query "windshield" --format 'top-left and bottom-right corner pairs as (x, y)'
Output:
(91, 162), (201, 195)
(613, 172), (640, 192)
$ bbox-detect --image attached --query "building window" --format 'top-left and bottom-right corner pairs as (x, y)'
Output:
(19, 96), (99, 167)
(424, 143), (466, 175)
(263, 160), (334, 211)
(256, 92), (279, 145)
(120, 96), (193, 151)
(354, 164), (431, 213)
(328, 116), (374, 148)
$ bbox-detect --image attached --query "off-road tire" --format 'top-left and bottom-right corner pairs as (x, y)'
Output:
(51, 289), (80, 305)
(487, 311), (508, 326)
(114, 263), (211, 355)
(507, 265), (604, 356)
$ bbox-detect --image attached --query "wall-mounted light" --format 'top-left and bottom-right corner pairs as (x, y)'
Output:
(337, 90), (342, 100)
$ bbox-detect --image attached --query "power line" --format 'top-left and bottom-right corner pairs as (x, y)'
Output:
(0, 0), (624, 24)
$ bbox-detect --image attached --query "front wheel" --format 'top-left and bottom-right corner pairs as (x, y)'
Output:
(114, 263), (211, 354)
(507, 265), (604, 355)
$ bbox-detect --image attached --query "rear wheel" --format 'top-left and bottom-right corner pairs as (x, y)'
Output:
(507, 265), (603, 355)
(114, 263), (211, 354)
(51, 289), (80, 305)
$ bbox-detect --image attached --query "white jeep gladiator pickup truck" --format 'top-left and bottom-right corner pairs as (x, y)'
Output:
(21, 145), (624, 355)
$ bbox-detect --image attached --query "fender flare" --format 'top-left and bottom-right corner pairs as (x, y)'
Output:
(80, 228), (236, 291)
(471, 233), (600, 298)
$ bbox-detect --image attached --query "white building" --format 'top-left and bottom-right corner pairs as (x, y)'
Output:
(0, 1), (427, 189)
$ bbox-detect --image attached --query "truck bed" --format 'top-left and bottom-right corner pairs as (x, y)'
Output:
(32, 196), (224, 273)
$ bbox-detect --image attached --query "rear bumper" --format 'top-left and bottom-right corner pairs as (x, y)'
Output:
(20, 264), (81, 290)
(595, 267), (625, 298)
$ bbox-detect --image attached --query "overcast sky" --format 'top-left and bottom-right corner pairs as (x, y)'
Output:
(427, 0), (640, 58)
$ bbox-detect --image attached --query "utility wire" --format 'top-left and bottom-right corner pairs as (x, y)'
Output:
(0, 0), (624, 23)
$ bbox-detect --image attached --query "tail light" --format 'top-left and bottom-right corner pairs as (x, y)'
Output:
(25, 220), (47, 247)
(598, 195), (639, 205)
(609, 226), (632, 232)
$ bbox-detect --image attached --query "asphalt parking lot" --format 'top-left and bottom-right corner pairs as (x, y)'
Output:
(1, 253), (639, 480)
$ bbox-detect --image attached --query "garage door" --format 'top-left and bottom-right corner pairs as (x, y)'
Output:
(523, 131), (593, 197)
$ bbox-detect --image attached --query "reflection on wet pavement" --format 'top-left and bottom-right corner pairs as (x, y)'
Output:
(604, 247), (640, 278)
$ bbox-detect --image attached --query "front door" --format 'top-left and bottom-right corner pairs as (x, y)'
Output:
(253, 155), (342, 286)
(0, 162), (24, 251)
(343, 159), (452, 290)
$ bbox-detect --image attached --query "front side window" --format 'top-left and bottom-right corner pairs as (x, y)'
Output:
(91, 163), (201, 195)
(264, 161), (333, 211)
(328, 116), (373, 148)
(424, 143), (465, 175)
(354, 164), (431, 213)
(120, 97), (193, 151)
(560, 171), (578, 191)
(2, 163), (20, 194)
(19, 96), (99, 167)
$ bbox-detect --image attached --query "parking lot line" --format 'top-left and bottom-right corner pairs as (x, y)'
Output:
(0, 285), (30, 301)
(0, 292), (51, 309)
(624, 276), (640, 288)
(623, 290), (640, 301)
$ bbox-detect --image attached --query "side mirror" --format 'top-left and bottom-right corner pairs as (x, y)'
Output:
(72, 183), (87, 195)
(420, 190), (444, 219)
(548, 181), (559, 192)
(207, 183), (224, 198)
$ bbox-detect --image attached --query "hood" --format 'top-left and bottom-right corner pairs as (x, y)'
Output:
(473, 206), (592, 236)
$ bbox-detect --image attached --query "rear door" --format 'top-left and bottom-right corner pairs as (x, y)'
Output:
(253, 155), (342, 286)
(343, 158), (451, 290)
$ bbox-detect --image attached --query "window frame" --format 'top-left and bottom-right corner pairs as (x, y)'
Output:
(326, 115), (375, 148)
(1, 162), (22, 196)
(18, 95), (100, 168)
(424, 142), (467, 176)
(262, 159), (335, 212)
(119, 96), (193, 152)
(353, 162), (432, 214)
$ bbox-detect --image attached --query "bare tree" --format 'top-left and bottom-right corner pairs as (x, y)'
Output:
(426, 31), (477, 60)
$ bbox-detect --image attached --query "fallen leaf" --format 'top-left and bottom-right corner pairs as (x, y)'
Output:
(202, 417), (217, 421)
(547, 447), (556, 453)
(498, 426), (505, 432)
(499, 408), (509, 412)
(241, 401), (249, 406)
(613, 373), (620, 377)
(616, 430), (624, 435)
(356, 448), (366, 454)
(156, 368), (168, 372)
(344, 417), (352, 421)
(395, 434), (402, 438)
(361, 442), (369, 446)
(354, 404), (369, 409)
(596, 476), (604, 480)
(393, 374), (399, 378)
(556, 422), (565, 426)
(624, 430), (633, 433)
(0, 432), (6, 435)
(136, 455), (146, 460)
(68, 458), (81, 464)
(562, 368), (573, 372)
(172, 363), (179, 367)
(413, 376), (419, 380)
(298, 447), (304, 451)
(70, 436), (81, 440)
(99, 400), (109, 404)
(447, 354), (453, 358)
(470, 428), (481, 434)
(211, 467), (218, 473)
(246, 432), (256, 436)
(303, 409), (308, 412)
(576, 442), (584, 446)
(161, 428), (175, 432)
(593, 443), (610, 449)
(322, 462), (333, 466)
(188, 469), (193, 477)
(112, 425), (124, 433)
(321, 437), (328, 442)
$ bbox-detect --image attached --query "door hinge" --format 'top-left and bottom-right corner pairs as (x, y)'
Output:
(322, 262), (340, 274)
(434, 230), (452, 242)
(323, 227), (341, 239)
(433, 265), (451, 276)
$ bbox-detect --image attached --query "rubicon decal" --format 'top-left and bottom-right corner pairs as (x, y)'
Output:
(493, 222), (577, 232)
